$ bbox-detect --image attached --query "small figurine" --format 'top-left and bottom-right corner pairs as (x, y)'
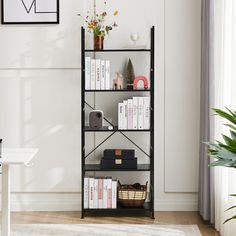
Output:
(133, 76), (149, 90)
(113, 72), (124, 90)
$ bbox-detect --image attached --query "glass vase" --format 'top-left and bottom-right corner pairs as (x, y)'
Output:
(94, 35), (104, 50)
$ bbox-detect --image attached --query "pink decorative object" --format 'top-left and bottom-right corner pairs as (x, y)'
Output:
(113, 72), (124, 90)
(133, 76), (148, 90)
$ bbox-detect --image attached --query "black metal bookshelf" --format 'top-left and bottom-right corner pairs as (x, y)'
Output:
(81, 26), (155, 219)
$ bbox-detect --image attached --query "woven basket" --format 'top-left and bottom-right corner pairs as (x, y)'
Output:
(118, 181), (148, 207)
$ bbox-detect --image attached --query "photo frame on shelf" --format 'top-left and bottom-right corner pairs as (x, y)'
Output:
(1, 0), (59, 24)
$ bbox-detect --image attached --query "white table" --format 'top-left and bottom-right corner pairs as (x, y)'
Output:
(0, 148), (38, 236)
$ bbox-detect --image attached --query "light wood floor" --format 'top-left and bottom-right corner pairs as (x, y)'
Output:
(8, 211), (219, 236)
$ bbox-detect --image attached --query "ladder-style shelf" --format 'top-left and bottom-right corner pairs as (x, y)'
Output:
(81, 26), (155, 219)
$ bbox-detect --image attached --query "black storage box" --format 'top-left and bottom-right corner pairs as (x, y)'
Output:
(104, 149), (135, 159)
(101, 158), (137, 169)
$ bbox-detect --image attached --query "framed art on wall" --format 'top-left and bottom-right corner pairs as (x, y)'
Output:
(1, 0), (59, 24)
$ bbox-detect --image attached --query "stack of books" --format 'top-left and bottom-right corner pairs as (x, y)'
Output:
(84, 177), (117, 209)
(118, 96), (150, 130)
(85, 57), (111, 90)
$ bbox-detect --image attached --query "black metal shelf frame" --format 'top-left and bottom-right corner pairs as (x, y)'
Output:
(81, 26), (155, 219)
(85, 164), (151, 172)
(85, 89), (151, 92)
(85, 49), (151, 52)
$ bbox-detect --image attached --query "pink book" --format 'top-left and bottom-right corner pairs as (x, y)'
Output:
(107, 177), (112, 208)
(98, 177), (103, 209)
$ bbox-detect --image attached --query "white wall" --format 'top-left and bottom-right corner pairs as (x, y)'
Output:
(0, 0), (201, 211)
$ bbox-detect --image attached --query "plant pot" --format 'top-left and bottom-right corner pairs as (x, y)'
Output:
(94, 35), (104, 50)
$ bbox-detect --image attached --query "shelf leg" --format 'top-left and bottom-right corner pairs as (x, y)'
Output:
(81, 211), (84, 219)
(2, 164), (11, 236)
(151, 211), (155, 219)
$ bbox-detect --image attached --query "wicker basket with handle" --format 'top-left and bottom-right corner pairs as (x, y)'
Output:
(118, 181), (148, 207)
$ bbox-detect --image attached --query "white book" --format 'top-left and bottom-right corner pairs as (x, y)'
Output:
(138, 97), (144, 129)
(90, 59), (96, 90)
(85, 57), (91, 90)
(101, 60), (106, 90)
(118, 103), (124, 129)
(84, 177), (89, 209)
(105, 60), (110, 90)
(127, 99), (133, 129)
(89, 178), (94, 209)
(95, 59), (101, 90)
(143, 97), (150, 129)
(112, 180), (117, 209)
(123, 100), (128, 129)
(93, 177), (99, 209)
(107, 177), (112, 209)
(103, 177), (108, 209)
(132, 97), (138, 129)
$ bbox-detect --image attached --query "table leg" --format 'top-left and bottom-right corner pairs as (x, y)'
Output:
(2, 164), (10, 236)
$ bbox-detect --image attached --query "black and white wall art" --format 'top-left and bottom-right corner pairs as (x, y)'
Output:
(1, 0), (59, 24)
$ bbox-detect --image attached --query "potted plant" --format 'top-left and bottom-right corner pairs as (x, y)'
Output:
(208, 108), (236, 223)
(78, 1), (118, 50)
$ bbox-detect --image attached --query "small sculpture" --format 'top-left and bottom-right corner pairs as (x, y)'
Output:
(113, 72), (124, 90)
(133, 76), (149, 90)
(124, 58), (135, 90)
(130, 32), (140, 47)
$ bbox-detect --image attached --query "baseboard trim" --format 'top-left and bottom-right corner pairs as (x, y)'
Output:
(5, 193), (197, 212)
(9, 193), (81, 212)
(155, 199), (198, 211)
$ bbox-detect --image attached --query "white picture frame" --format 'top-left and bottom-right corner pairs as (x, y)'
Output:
(1, 0), (59, 24)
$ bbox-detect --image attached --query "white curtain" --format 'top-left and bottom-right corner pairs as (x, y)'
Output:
(213, 0), (236, 235)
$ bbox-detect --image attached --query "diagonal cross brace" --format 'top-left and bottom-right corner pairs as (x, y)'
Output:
(85, 131), (116, 159)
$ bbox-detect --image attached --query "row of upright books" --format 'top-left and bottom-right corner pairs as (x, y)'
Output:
(85, 57), (111, 90)
(118, 96), (150, 130)
(84, 177), (117, 209)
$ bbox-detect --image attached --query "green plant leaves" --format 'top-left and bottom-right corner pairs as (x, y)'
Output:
(224, 215), (236, 224)
(222, 135), (236, 148)
(213, 108), (236, 125)
(207, 108), (236, 224)
(207, 108), (236, 167)
(223, 195), (236, 223)
(208, 143), (236, 160)
(226, 124), (236, 132)
(225, 205), (236, 212)
(230, 130), (236, 141)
